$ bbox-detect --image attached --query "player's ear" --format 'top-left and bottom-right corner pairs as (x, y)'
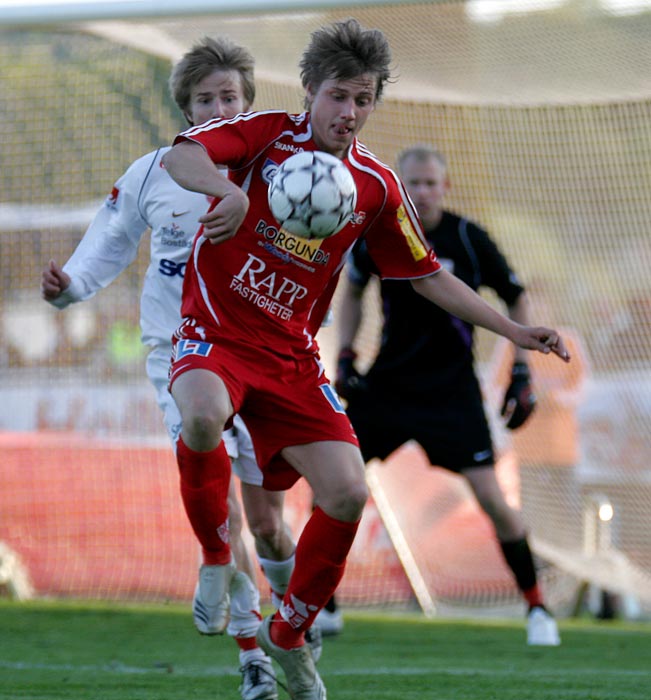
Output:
(305, 84), (316, 107)
(183, 110), (194, 126)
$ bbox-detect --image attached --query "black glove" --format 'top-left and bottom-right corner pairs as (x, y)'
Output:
(335, 347), (366, 401)
(501, 361), (536, 430)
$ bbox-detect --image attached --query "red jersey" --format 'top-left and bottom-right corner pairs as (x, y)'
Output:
(174, 110), (440, 358)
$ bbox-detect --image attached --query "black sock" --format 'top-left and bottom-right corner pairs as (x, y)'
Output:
(499, 537), (537, 593)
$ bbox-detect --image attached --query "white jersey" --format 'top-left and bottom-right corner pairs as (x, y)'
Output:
(48, 146), (261, 481)
(49, 146), (211, 348)
(48, 147), (265, 628)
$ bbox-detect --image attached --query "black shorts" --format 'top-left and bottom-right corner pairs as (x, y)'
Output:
(345, 378), (494, 473)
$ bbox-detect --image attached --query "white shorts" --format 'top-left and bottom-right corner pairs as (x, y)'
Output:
(223, 414), (265, 487)
(147, 344), (263, 485)
(146, 344), (182, 446)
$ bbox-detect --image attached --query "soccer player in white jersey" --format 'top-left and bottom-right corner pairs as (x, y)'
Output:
(162, 19), (571, 699)
(40, 36), (302, 700)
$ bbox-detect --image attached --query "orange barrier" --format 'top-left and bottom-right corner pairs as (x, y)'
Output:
(2, 430), (521, 607)
(1, 431), (195, 599)
(0, 431), (409, 604)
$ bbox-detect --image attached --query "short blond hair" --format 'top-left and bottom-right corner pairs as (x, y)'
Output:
(396, 145), (447, 176)
(169, 36), (255, 116)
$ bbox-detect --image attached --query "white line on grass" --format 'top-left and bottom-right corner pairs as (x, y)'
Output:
(0, 660), (649, 679)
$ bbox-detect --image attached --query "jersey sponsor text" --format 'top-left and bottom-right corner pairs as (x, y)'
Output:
(230, 253), (308, 320)
(397, 204), (428, 261)
(159, 259), (186, 277)
(255, 219), (330, 266)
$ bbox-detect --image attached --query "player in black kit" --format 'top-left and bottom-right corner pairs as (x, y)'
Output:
(335, 144), (561, 646)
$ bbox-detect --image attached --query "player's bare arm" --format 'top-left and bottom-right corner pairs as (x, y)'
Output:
(162, 140), (249, 244)
(506, 292), (531, 363)
(412, 270), (570, 361)
(40, 259), (71, 301)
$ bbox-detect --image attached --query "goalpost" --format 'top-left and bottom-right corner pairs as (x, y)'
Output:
(1, 0), (650, 616)
(0, 0), (418, 25)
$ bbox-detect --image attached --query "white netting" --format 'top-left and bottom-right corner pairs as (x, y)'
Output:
(1, 1), (650, 614)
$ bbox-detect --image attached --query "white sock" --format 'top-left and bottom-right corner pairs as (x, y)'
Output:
(258, 552), (295, 608)
(240, 648), (266, 665)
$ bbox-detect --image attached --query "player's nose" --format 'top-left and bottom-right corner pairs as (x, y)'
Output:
(210, 101), (231, 120)
(339, 99), (355, 119)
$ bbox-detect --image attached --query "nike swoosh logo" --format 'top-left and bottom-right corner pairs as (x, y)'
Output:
(172, 210), (189, 217)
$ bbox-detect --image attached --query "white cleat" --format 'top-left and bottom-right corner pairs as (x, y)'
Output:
(314, 607), (344, 637)
(256, 615), (326, 699)
(527, 606), (561, 646)
(192, 561), (236, 635)
(239, 656), (279, 700)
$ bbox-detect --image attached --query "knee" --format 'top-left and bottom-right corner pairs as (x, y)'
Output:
(349, 480), (369, 518)
(478, 496), (505, 524)
(324, 479), (368, 522)
(480, 499), (524, 540)
(181, 404), (227, 451)
(249, 516), (282, 548)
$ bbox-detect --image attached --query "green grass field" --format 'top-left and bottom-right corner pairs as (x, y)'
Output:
(1, 600), (650, 699)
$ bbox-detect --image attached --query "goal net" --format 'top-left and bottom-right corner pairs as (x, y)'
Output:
(1, 0), (650, 616)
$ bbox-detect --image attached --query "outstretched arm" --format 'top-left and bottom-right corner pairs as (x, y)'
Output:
(411, 270), (570, 361)
(506, 291), (530, 363)
(40, 185), (145, 310)
(41, 149), (182, 310)
(162, 141), (249, 244)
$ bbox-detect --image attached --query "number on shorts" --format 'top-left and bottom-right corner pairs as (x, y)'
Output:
(320, 382), (346, 414)
(175, 339), (212, 360)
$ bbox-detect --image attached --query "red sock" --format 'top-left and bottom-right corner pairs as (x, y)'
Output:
(271, 507), (359, 648)
(234, 636), (259, 651)
(523, 584), (545, 609)
(177, 436), (231, 565)
(270, 611), (305, 649)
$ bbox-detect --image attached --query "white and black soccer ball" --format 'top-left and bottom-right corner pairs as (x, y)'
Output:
(267, 150), (357, 240)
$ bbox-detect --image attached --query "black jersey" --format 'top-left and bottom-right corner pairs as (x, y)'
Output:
(349, 210), (525, 397)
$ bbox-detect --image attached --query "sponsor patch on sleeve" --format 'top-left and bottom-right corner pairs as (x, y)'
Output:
(106, 186), (120, 210)
(396, 204), (427, 261)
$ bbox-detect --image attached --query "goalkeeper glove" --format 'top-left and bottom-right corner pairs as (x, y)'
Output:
(335, 347), (366, 401)
(501, 361), (536, 430)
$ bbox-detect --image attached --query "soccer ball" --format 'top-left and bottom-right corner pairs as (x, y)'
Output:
(267, 150), (357, 240)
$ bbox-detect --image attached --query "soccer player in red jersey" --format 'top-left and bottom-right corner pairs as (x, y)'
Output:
(163, 19), (570, 699)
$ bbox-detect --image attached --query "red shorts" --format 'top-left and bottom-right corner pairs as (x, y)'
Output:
(169, 333), (359, 490)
